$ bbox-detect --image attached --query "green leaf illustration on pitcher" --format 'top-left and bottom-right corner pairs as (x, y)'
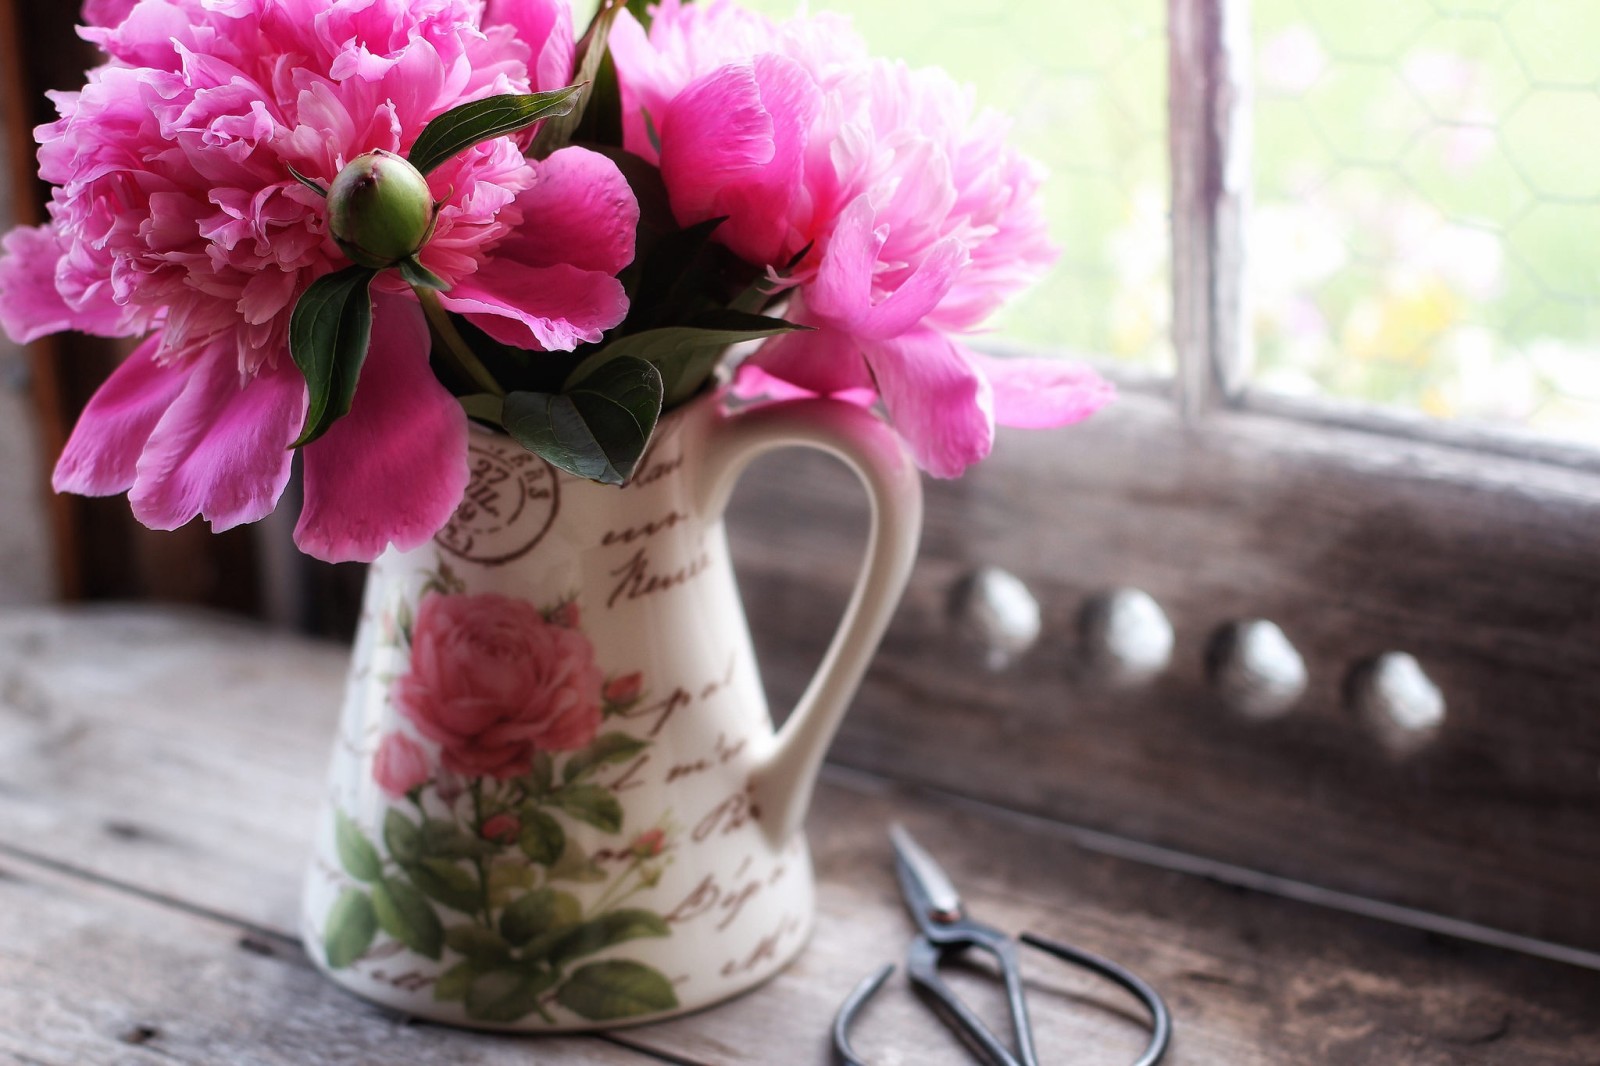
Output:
(322, 589), (677, 1023)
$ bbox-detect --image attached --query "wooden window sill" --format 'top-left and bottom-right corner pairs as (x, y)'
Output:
(0, 605), (1593, 1064)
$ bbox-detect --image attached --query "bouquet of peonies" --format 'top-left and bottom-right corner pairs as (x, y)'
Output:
(0, 0), (1112, 563)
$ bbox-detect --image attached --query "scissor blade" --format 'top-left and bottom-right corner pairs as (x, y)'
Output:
(889, 823), (965, 924)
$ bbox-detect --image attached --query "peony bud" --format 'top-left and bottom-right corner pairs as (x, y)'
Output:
(326, 149), (436, 268)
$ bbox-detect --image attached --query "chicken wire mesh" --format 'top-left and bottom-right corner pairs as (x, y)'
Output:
(1253, 0), (1600, 444)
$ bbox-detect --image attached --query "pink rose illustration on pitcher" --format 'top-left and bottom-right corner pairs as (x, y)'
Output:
(396, 593), (604, 779)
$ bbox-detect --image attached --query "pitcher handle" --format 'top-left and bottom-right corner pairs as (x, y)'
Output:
(694, 397), (924, 847)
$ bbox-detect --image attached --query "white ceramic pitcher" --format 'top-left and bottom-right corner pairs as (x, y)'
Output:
(301, 390), (922, 1029)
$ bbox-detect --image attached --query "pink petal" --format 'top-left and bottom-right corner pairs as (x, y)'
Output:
(53, 334), (187, 496)
(660, 62), (774, 186)
(809, 196), (967, 341)
(81, 0), (137, 28)
(483, 0), (574, 92)
(967, 352), (1116, 429)
(730, 362), (877, 409)
(295, 293), (468, 563)
(606, 9), (669, 165)
(439, 259), (626, 351)
(865, 328), (993, 479)
(490, 147), (637, 276)
(659, 55), (816, 266)
(743, 308), (875, 397)
(0, 226), (83, 344)
(129, 348), (305, 532)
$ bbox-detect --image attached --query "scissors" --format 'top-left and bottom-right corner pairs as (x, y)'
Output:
(832, 825), (1172, 1066)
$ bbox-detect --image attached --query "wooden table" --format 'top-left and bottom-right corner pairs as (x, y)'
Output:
(0, 606), (1595, 1064)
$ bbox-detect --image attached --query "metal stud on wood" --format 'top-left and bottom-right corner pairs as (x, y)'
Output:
(1206, 619), (1307, 720)
(947, 566), (1041, 671)
(1346, 652), (1445, 756)
(1078, 588), (1175, 687)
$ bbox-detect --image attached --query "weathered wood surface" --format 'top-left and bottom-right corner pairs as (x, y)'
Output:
(0, 855), (653, 1066)
(1, 606), (1597, 1064)
(727, 391), (1600, 954)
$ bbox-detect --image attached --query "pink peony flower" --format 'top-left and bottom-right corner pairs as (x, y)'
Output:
(610, 0), (1112, 477)
(372, 731), (431, 797)
(396, 592), (604, 780)
(0, 0), (638, 561)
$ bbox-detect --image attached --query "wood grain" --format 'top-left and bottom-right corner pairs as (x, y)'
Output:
(1, 605), (1597, 1064)
(726, 391), (1600, 953)
(0, 854), (658, 1066)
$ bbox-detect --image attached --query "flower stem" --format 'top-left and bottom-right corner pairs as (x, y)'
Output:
(470, 779), (494, 926)
(587, 857), (641, 917)
(415, 286), (504, 397)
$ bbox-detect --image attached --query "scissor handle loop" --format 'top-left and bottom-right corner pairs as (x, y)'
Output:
(1019, 932), (1172, 1066)
(832, 932), (1171, 1066)
(833, 963), (895, 1066)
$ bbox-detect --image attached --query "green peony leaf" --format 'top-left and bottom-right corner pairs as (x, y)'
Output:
(403, 857), (483, 915)
(561, 732), (649, 785)
(516, 808), (566, 866)
(290, 266), (377, 448)
(372, 876), (444, 960)
(553, 783), (624, 834)
(419, 818), (496, 860)
(564, 311), (805, 407)
(458, 392), (504, 426)
(323, 888), (377, 969)
(464, 966), (559, 1024)
(408, 88), (583, 176)
(502, 357), (663, 485)
(383, 809), (422, 865)
(487, 861), (540, 908)
(333, 810), (382, 883)
(433, 960), (475, 1002)
(500, 887), (583, 947)
(545, 909), (670, 968)
(398, 256), (450, 292)
(445, 923), (513, 966)
(285, 163), (328, 197)
(556, 960), (678, 1021)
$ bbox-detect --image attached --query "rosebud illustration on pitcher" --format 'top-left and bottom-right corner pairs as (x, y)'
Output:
(320, 578), (679, 1024)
